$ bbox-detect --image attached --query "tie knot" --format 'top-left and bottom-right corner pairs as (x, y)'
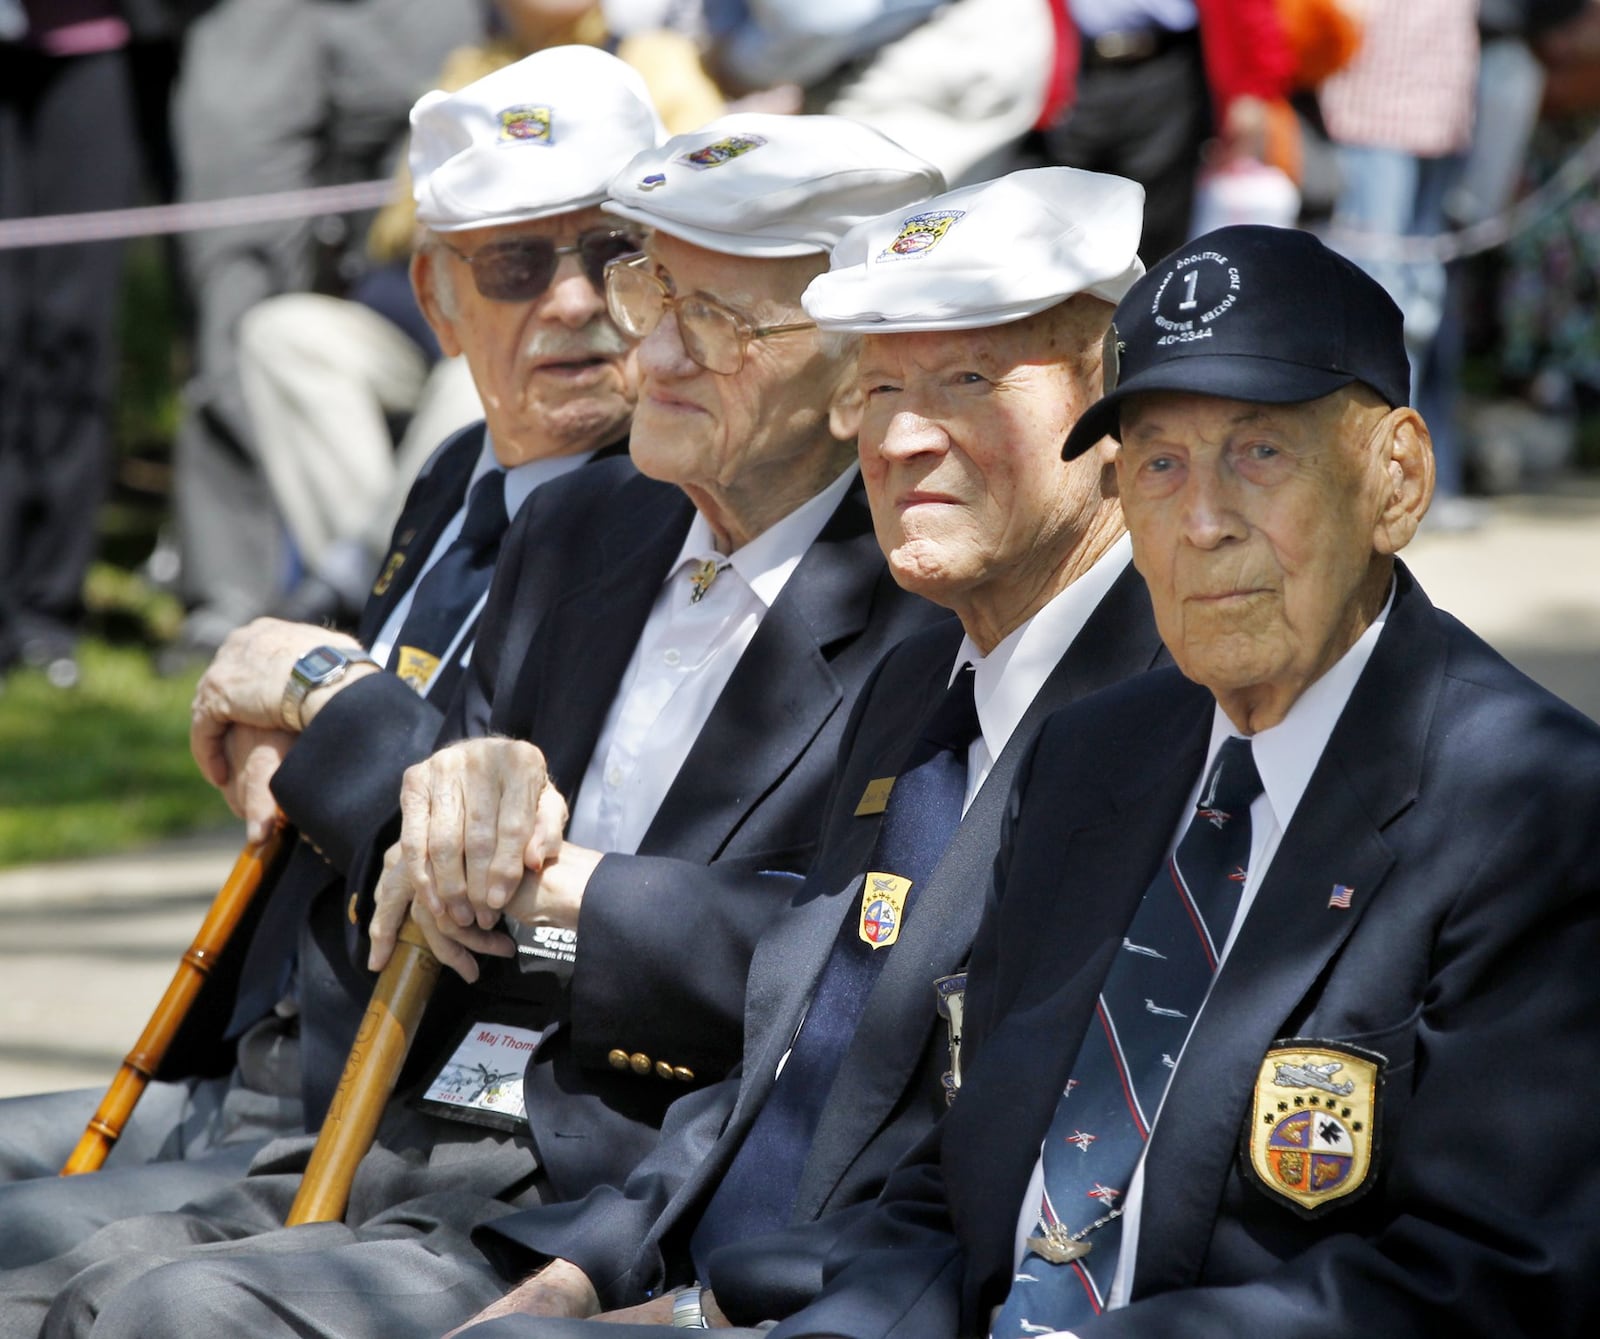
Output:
(923, 664), (981, 752)
(1200, 736), (1264, 816)
(459, 470), (508, 550)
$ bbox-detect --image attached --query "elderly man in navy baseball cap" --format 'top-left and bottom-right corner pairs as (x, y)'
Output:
(764, 224), (1600, 1339)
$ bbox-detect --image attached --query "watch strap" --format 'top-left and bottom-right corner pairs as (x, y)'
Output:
(671, 1285), (710, 1329)
(281, 645), (377, 731)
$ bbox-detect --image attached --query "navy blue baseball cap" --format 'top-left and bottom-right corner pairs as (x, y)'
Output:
(1061, 225), (1410, 459)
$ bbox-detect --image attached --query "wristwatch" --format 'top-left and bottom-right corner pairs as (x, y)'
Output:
(281, 645), (377, 731)
(670, 1285), (711, 1329)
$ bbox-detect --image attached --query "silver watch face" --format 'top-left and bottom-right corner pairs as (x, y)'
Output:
(296, 646), (348, 685)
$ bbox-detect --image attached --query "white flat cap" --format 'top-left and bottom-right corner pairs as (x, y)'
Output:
(603, 113), (946, 258)
(410, 46), (665, 232)
(803, 167), (1147, 332)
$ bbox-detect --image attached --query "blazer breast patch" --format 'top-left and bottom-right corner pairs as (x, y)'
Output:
(1244, 1039), (1384, 1217)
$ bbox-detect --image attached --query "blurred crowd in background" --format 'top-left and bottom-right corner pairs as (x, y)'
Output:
(3, 0), (1600, 689)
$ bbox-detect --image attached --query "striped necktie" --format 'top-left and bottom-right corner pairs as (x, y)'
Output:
(992, 736), (1263, 1336)
(390, 469), (507, 692)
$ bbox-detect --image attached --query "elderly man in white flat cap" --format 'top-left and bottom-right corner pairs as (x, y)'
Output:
(6, 113), (949, 1339)
(0, 42), (660, 1234)
(392, 164), (1169, 1339)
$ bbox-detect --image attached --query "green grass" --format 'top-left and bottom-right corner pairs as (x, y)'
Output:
(0, 639), (233, 867)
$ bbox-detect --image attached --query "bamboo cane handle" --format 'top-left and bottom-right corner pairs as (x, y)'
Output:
(61, 830), (286, 1176)
(286, 918), (441, 1225)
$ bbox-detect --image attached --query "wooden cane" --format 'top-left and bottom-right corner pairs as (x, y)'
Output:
(286, 918), (441, 1224)
(61, 830), (287, 1176)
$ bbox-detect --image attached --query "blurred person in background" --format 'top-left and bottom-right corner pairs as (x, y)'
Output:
(1488, 0), (1600, 491)
(700, 0), (1057, 186)
(159, 0), (485, 670)
(0, 0), (183, 688)
(1036, 0), (1295, 265)
(1319, 0), (1480, 524)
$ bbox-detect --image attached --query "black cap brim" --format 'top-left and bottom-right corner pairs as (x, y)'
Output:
(1061, 354), (1361, 460)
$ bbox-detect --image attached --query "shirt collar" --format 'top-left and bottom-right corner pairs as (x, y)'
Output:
(471, 431), (596, 523)
(670, 464), (859, 609)
(951, 532), (1134, 763)
(1204, 577), (1397, 832)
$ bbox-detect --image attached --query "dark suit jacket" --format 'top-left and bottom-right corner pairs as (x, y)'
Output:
(158, 421), (488, 1078)
(316, 458), (946, 1194)
(775, 564), (1600, 1339)
(476, 562), (1167, 1316)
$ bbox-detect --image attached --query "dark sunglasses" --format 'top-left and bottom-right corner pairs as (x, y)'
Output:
(438, 228), (644, 303)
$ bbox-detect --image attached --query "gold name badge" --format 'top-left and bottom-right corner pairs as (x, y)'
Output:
(394, 645), (441, 694)
(858, 872), (911, 950)
(1246, 1040), (1383, 1216)
(854, 776), (895, 816)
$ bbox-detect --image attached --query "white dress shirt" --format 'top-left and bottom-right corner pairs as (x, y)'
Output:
(565, 466), (858, 856)
(955, 534), (1133, 811)
(775, 531), (1134, 1080)
(1005, 583), (1396, 1337)
(369, 433), (593, 672)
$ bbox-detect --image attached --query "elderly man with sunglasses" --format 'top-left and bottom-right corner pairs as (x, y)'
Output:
(0, 47), (661, 1230)
(0, 114), (948, 1339)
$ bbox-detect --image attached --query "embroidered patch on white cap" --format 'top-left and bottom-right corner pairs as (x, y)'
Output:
(802, 167), (1147, 332)
(410, 45), (665, 232)
(603, 113), (946, 258)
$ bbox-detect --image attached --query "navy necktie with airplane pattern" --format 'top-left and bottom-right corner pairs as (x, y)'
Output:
(993, 736), (1263, 1337)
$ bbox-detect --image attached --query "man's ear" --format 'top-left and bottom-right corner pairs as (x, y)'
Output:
(1373, 407), (1435, 556)
(411, 249), (464, 359)
(828, 376), (865, 443)
(1092, 435), (1119, 499)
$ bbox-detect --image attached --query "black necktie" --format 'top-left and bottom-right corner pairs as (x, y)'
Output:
(390, 469), (507, 692)
(993, 736), (1264, 1335)
(222, 470), (508, 1038)
(690, 667), (982, 1273)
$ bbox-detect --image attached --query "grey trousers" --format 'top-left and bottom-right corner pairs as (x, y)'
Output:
(2, 1104), (543, 1339)
(0, 1014), (304, 1269)
(460, 1322), (769, 1338)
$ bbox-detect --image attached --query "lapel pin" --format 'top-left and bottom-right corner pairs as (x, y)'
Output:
(1328, 884), (1354, 909)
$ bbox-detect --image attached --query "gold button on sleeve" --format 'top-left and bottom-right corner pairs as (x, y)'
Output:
(607, 1049), (630, 1071)
(655, 1061), (675, 1081)
(629, 1052), (652, 1075)
(672, 1066), (695, 1083)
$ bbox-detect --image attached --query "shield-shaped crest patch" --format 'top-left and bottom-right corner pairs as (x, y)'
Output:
(1244, 1039), (1384, 1217)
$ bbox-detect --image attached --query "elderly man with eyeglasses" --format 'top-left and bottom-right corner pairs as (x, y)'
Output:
(0, 113), (949, 1339)
(0, 42), (659, 1222)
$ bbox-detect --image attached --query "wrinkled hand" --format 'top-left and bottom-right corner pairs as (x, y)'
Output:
(405, 883), (514, 983)
(440, 1258), (599, 1338)
(501, 839), (603, 934)
(220, 724), (293, 843)
(368, 739), (567, 972)
(190, 618), (366, 791)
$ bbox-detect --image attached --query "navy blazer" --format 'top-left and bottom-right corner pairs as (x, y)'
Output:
(157, 422), (487, 1077)
(317, 458), (947, 1195)
(775, 564), (1600, 1339)
(475, 562), (1168, 1317)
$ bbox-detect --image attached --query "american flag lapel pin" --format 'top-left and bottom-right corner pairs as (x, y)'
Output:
(1328, 884), (1354, 910)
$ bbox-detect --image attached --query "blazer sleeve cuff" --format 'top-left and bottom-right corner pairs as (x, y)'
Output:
(272, 671), (443, 874)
